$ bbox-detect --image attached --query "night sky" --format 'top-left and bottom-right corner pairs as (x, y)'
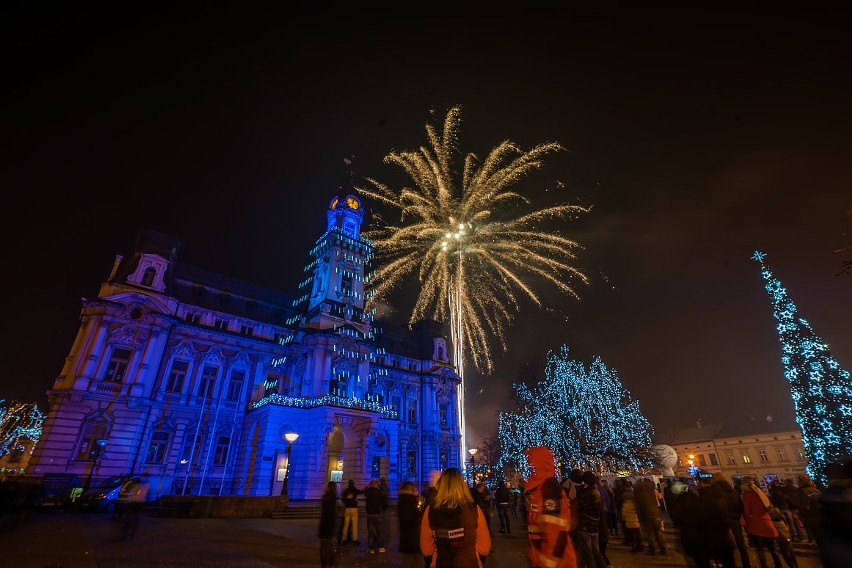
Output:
(4, 4), (850, 444)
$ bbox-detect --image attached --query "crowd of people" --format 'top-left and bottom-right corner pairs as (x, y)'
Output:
(315, 453), (851, 568)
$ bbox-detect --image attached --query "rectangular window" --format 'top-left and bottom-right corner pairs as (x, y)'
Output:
(213, 436), (230, 465)
(372, 456), (381, 479)
(742, 451), (752, 464)
(758, 449), (770, 462)
(726, 451), (736, 465)
(76, 424), (108, 461)
(104, 348), (132, 382)
(407, 450), (416, 473)
(709, 453), (719, 466)
(796, 447), (805, 460)
(776, 448), (787, 461)
(165, 360), (188, 393)
(440, 404), (448, 427)
(226, 370), (245, 401)
(198, 365), (217, 398)
(698, 454), (707, 466)
(328, 375), (345, 397)
(145, 431), (170, 464)
(391, 396), (401, 414)
(408, 401), (417, 424)
(180, 433), (203, 466)
(340, 272), (353, 296)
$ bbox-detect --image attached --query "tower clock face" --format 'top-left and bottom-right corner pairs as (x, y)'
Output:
(346, 196), (360, 210)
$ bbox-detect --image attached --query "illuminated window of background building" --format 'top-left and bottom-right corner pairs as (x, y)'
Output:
(758, 449), (769, 462)
(797, 447), (805, 460)
(726, 451), (735, 464)
(104, 348), (132, 382)
(742, 451), (752, 464)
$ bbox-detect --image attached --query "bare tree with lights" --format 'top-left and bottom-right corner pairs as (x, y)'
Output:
(0, 400), (45, 460)
(753, 251), (852, 486)
(498, 345), (654, 478)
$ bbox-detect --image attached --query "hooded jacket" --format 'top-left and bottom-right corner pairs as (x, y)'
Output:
(525, 446), (577, 568)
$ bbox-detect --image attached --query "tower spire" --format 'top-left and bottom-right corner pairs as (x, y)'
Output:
(752, 250), (851, 485)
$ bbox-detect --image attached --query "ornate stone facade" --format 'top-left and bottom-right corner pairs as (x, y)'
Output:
(27, 195), (462, 499)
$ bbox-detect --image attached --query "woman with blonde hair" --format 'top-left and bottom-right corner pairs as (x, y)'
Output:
(420, 468), (491, 567)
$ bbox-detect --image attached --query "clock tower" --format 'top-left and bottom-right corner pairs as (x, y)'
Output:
(299, 192), (372, 333)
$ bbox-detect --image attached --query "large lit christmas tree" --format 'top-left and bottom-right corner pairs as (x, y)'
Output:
(752, 251), (852, 486)
(498, 345), (654, 477)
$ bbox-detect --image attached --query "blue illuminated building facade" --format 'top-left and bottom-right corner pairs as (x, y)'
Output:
(28, 194), (462, 498)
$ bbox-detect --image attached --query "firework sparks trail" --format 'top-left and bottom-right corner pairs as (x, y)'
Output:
(356, 105), (591, 459)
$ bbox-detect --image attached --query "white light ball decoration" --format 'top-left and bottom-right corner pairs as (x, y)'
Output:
(651, 444), (678, 476)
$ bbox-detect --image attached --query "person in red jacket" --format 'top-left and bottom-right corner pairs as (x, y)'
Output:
(740, 476), (782, 568)
(525, 446), (577, 568)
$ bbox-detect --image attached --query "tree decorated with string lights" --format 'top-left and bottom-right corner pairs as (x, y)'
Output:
(498, 345), (654, 478)
(0, 400), (45, 458)
(752, 251), (852, 486)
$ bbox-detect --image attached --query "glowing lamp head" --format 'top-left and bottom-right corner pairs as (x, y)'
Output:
(468, 448), (478, 456)
(285, 433), (299, 444)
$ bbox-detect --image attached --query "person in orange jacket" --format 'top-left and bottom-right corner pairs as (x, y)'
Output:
(525, 446), (577, 568)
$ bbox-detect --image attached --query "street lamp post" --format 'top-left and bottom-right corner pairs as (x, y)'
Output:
(82, 438), (109, 492)
(468, 448), (478, 485)
(281, 432), (299, 498)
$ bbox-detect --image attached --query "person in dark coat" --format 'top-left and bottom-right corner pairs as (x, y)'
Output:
(363, 478), (387, 554)
(318, 481), (339, 568)
(703, 473), (751, 568)
(398, 481), (424, 568)
(495, 481), (513, 534)
(634, 477), (668, 556)
(668, 479), (735, 568)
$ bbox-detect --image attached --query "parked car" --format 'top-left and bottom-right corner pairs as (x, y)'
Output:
(79, 474), (173, 513)
(37, 473), (82, 508)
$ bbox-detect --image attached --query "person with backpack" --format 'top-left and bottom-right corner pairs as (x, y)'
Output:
(526, 446), (577, 568)
(420, 467), (491, 567)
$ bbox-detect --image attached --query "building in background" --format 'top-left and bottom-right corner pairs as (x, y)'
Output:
(26, 193), (462, 499)
(662, 418), (808, 488)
